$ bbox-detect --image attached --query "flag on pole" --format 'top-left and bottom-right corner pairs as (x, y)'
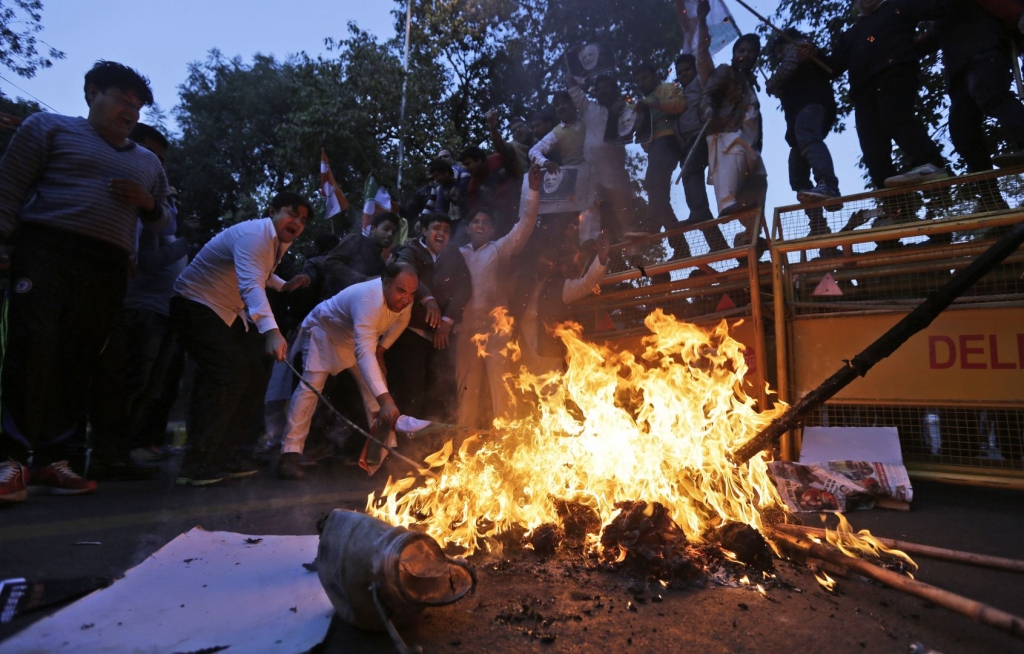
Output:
(361, 174), (393, 216)
(320, 149), (349, 218)
(674, 0), (743, 56)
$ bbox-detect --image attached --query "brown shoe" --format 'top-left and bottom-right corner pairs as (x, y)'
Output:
(29, 461), (97, 495)
(277, 453), (305, 481)
(0, 460), (28, 503)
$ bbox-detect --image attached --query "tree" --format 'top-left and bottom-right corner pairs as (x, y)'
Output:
(170, 27), (452, 258)
(0, 0), (63, 80)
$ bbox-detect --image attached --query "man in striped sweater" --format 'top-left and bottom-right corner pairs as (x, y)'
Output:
(0, 61), (173, 501)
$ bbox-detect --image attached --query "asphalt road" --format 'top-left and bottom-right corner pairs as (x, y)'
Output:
(2, 458), (1023, 653)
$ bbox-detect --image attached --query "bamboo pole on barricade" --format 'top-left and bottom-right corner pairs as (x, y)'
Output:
(769, 528), (1024, 639)
(774, 524), (1024, 575)
(731, 219), (1024, 464)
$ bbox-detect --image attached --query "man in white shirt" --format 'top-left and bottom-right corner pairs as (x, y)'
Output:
(171, 192), (312, 486)
(456, 164), (541, 429)
(277, 262), (418, 480)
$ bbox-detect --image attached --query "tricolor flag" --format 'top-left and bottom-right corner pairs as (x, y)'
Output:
(674, 0), (743, 56)
(320, 149), (349, 219)
(361, 173), (392, 215)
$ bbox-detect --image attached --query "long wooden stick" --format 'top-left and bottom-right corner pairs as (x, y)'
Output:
(768, 528), (1024, 639)
(774, 524), (1024, 575)
(730, 0), (833, 75)
(732, 219), (1024, 463)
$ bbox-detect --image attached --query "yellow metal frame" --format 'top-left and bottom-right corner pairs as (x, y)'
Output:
(770, 175), (1024, 483)
(574, 208), (774, 410)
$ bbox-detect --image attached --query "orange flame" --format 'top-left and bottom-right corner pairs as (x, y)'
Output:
(823, 514), (917, 576)
(471, 307), (520, 362)
(814, 571), (836, 592)
(368, 309), (789, 555)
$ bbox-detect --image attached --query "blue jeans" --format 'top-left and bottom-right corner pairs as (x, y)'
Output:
(788, 103), (839, 191)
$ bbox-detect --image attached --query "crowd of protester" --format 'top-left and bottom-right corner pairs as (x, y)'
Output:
(1, 0), (1023, 500)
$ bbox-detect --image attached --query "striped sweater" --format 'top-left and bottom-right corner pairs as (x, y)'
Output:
(0, 112), (172, 255)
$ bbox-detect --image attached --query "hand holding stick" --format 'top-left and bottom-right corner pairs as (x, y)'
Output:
(731, 0), (833, 75)
(283, 358), (440, 480)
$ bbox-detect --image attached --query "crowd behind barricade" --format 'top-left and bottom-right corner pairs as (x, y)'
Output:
(1, 0), (1023, 499)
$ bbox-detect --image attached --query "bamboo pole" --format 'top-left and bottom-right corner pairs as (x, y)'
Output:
(774, 524), (1024, 575)
(732, 219), (1024, 464)
(768, 528), (1024, 639)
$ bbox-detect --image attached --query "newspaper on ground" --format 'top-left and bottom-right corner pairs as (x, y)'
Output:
(769, 427), (914, 513)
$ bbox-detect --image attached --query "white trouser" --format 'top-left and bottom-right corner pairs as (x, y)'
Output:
(455, 325), (513, 429)
(280, 335), (379, 455)
(706, 131), (767, 214)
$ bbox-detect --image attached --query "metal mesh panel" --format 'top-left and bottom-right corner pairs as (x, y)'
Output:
(572, 267), (770, 335)
(604, 209), (767, 278)
(787, 252), (1024, 316)
(804, 404), (1024, 472)
(774, 169), (1024, 249)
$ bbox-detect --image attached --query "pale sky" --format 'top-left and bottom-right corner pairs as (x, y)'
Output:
(4, 0), (882, 231)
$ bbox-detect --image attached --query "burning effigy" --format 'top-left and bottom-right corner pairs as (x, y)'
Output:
(368, 309), (786, 565)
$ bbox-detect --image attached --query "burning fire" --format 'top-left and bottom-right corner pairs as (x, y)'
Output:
(369, 308), (789, 555)
(822, 513), (917, 575)
(814, 571), (836, 592)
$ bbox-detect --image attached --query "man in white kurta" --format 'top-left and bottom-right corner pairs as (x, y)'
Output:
(278, 263), (417, 480)
(456, 165), (541, 428)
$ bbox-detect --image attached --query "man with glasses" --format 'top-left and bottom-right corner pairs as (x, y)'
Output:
(171, 192), (313, 486)
(0, 61), (173, 501)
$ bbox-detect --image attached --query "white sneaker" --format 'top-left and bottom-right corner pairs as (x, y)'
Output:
(884, 163), (949, 188)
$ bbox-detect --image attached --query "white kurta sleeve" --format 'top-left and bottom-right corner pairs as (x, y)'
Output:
(495, 188), (540, 260)
(562, 258), (607, 305)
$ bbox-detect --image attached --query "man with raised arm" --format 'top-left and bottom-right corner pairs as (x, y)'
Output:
(456, 164), (543, 428)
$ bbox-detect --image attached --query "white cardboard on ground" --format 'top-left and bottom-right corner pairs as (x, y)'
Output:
(2, 528), (334, 653)
(799, 426), (905, 465)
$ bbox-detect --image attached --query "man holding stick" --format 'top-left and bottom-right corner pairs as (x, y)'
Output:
(277, 263), (418, 481)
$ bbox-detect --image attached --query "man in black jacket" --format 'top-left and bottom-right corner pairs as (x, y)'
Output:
(829, 0), (950, 189)
(319, 212), (400, 300)
(385, 213), (472, 421)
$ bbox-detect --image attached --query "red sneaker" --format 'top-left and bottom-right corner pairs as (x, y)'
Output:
(29, 461), (97, 495)
(0, 460), (28, 503)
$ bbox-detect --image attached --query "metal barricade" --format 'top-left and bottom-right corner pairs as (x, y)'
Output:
(771, 169), (1024, 487)
(571, 208), (775, 409)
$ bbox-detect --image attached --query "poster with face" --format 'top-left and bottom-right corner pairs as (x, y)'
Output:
(604, 103), (652, 145)
(528, 165), (594, 215)
(565, 42), (616, 81)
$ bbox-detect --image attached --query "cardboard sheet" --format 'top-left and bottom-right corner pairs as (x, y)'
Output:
(2, 528), (334, 653)
(799, 426), (905, 465)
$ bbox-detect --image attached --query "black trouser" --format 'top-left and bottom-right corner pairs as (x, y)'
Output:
(0, 224), (128, 468)
(87, 310), (131, 463)
(853, 65), (947, 188)
(125, 307), (184, 448)
(384, 329), (457, 422)
(645, 136), (684, 230)
(948, 47), (1024, 173)
(170, 296), (271, 467)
